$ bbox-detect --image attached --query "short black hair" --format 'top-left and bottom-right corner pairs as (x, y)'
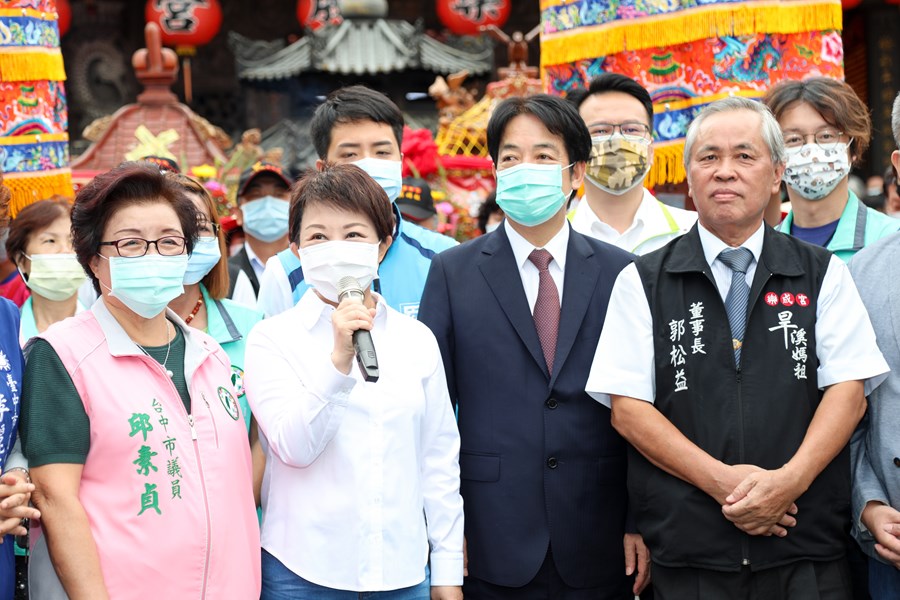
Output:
(477, 192), (500, 233)
(567, 73), (654, 126)
(289, 163), (394, 245)
(487, 94), (591, 165)
(309, 85), (405, 160)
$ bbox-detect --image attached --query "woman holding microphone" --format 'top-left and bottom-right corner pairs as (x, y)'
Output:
(245, 163), (463, 600)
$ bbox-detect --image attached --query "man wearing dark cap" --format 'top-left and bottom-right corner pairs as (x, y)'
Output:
(397, 178), (439, 231)
(140, 155), (181, 173)
(229, 161), (292, 306)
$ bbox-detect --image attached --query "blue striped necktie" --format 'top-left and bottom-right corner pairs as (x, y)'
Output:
(717, 247), (754, 367)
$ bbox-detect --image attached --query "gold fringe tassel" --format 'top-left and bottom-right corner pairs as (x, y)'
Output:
(647, 142), (686, 188)
(6, 170), (75, 218)
(0, 50), (67, 82)
(540, 1), (842, 67)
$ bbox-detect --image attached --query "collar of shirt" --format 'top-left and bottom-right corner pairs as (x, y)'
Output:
(295, 286), (389, 332)
(90, 297), (214, 378)
(572, 188), (668, 247)
(504, 218), (569, 273)
(243, 242), (266, 276)
(697, 221), (764, 266)
(697, 221), (765, 300)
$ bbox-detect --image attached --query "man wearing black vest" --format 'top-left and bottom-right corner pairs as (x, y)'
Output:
(586, 96), (889, 599)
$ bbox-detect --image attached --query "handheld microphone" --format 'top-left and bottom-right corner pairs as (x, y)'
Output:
(336, 275), (379, 383)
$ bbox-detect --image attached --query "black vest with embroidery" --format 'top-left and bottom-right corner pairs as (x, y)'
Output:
(632, 225), (844, 571)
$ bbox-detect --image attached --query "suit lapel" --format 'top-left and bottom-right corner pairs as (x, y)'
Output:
(550, 231), (599, 387)
(889, 244), (900, 358)
(478, 228), (549, 376)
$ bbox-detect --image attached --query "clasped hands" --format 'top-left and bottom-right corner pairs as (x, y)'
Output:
(0, 471), (40, 539)
(713, 464), (802, 537)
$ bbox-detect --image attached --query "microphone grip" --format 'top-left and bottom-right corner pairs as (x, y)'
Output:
(352, 329), (379, 383)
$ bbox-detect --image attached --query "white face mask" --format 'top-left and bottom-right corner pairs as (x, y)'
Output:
(299, 241), (380, 303)
(21, 253), (86, 301)
(783, 142), (851, 201)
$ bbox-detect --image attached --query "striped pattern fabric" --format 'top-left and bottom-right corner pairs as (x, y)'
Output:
(718, 247), (753, 367)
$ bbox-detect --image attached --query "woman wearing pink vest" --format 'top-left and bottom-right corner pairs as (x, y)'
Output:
(19, 162), (261, 599)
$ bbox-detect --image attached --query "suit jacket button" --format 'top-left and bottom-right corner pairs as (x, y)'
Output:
(547, 457), (558, 469)
(546, 398), (558, 409)
(894, 457), (900, 468)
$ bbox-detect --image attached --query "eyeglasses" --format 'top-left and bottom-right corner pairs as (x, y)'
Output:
(197, 219), (220, 238)
(783, 129), (844, 149)
(591, 122), (652, 141)
(99, 236), (187, 258)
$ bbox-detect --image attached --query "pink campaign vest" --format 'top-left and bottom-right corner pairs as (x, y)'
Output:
(36, 302), (260, 599)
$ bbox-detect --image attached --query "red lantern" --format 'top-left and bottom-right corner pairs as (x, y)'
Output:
(296, 0), (343, 31)
(56, 0), (71, 37)
(437, 0), (511, 36)
(841, 0), (862, 9)
(145, 0), (223, 103)
(145, 0), (222, 49)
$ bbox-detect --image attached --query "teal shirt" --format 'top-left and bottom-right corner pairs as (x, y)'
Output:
(777, 191), (900, 262)
(19, 296), (86, 346)
(200, 285), (263, 432)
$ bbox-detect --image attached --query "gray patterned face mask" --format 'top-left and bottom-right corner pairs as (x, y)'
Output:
(783, 142), (851, 201)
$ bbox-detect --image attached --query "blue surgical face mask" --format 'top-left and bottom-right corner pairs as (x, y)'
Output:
(184, 237), (222, 285)
(101, 254), (188, 319)
(353, 157), (403, 202)
(241, 196), (290, 242)
(495, 163), (573, 227)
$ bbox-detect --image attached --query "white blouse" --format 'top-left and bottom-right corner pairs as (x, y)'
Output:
(245, 289), (464, 591)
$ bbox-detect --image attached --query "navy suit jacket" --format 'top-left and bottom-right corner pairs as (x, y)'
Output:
(418, 224), (634, 590)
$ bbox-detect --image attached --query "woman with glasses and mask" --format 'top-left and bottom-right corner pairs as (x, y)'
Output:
(165, 172), (266, 505)
(764, 77), (899, 261)
(19, 162), (260, 599)
(6, 198), (86, 344)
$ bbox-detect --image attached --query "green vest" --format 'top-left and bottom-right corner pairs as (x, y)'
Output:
(200, 285), (263, 432)
(777, 191), (900, 262)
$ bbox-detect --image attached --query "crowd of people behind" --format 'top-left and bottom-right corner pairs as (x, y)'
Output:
(0, 76), (898, 600)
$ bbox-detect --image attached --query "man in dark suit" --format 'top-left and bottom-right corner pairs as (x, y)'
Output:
(419, 94), (648, 599)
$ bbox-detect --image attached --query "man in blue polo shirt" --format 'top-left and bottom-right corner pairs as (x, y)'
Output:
(256, 85), (456, 319)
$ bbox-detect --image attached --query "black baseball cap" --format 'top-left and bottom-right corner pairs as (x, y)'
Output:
(238, 161), (292, 197)
(141, 155), (180, 173)
(396, 178), (436, 220)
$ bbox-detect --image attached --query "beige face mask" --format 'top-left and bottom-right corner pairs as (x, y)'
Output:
(21, 253), (86, 301)
(585, 136), (651, 196)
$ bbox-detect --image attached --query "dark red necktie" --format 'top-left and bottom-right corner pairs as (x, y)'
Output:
(528, 248), (560, 374)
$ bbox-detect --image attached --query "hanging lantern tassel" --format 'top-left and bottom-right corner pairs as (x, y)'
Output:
(145, 0), (222, 105)
(176, 45), (196, 103)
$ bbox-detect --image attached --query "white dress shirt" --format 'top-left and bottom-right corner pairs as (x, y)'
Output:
(245, 290), (464, 591)
(586, 222), (889, 407)
(504, 219), (568, 312)
(244, 241), (266, 279)
(571, 188), (697, 255)
(228, 243), (268, 307)
(256, 254), (293, 317)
